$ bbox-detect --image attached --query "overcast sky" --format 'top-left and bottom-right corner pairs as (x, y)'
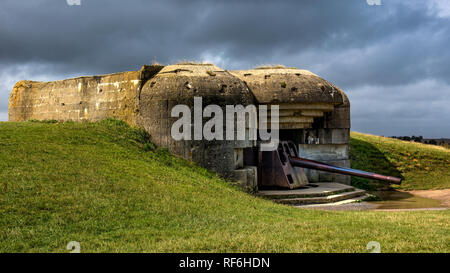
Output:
(0, 0), (449, 138)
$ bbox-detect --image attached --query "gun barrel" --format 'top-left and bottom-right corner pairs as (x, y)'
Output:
(289, 156), (402, 184)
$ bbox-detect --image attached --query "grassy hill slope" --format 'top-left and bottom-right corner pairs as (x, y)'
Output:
(350, 132), (450, 190)
(0, 121), (448, 252)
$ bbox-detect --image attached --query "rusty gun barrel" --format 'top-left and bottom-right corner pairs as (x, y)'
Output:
(289, 156), (402, 184)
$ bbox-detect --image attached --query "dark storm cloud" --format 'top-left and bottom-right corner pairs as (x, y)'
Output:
(0, 0), (449, 137)
(0, 0), (203, 73)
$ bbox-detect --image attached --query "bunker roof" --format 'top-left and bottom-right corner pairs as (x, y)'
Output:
(157, 63), (226, 77)
(230, 67), (347, 105)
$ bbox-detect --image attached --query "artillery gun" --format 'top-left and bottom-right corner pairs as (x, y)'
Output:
(258, 141), (402, 189)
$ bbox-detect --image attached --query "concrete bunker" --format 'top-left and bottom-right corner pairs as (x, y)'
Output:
(230, 67), (351, 186)
(9, 63), (354, 192)
(137, 63), (256, 179)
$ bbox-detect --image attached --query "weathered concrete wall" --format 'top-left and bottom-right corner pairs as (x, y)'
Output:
(9, 72), (139, 125)
(8, 65), (163, 126)
(300, 90), (351, 184)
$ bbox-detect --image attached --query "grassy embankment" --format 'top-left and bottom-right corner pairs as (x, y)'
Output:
(350, 132), (450, 190)
(0, 120), (448, 252)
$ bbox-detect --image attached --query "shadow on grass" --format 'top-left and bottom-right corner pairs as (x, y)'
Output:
(350, 137), (403, 191)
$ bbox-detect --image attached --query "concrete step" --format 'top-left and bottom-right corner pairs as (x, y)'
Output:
(257, 182), (356, 199)
(295, 194), (372, 208)
(273, 189), (367, 205)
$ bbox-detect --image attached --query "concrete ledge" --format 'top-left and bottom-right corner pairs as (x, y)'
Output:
(275, 190), (366, 205)
(258, 183), (366, 205)
(298, 144), (349, 161)
(232, 166), (258, 192)
(257, 182), (355, 199)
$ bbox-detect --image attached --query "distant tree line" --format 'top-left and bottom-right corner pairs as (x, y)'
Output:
(390, 135), (423, 142)
(389, 135), (450, 148)
(425, 139), (438, 145)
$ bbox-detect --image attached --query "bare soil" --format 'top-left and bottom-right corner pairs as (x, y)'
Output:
(408, 189), (450, 207)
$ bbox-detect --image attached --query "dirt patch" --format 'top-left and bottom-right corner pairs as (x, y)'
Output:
(370, 191), (444, 210)
(300, 190), (450, 211)
(408, 189), (450, 207)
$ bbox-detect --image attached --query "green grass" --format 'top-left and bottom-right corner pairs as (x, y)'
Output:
(0, 121), (448, 253)
(350, 132), (450, 191)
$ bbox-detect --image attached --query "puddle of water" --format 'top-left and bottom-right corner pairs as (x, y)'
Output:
(369, 191), (444, 210)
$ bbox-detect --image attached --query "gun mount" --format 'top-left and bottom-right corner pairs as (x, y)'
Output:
(257, 141), (402, 189)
